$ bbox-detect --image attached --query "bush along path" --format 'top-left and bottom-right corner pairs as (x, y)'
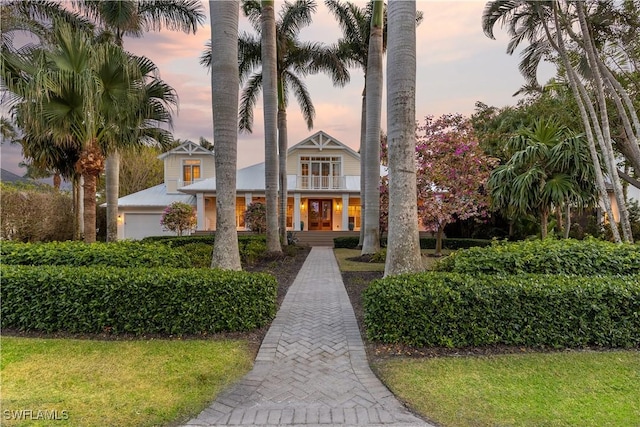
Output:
(184, 247), (433, 427)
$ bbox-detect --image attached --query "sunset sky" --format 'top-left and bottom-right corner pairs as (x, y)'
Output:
(1, 1), (553, 175)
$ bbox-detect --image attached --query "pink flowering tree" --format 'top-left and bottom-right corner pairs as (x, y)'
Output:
(160, 202), (197, 236)
(380, 114), (497, 255)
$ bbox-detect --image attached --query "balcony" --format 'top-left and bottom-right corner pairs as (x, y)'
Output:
(295, 175), (346, 190)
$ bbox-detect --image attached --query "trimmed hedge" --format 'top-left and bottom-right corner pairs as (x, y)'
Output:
(0, 241), (191, 268)
(141, 234), (266, 248)
(364, 272), (640, 348)
(435, 238), (640, 275)
(1, 265), (277, 335)
(333, 236), (491, 249)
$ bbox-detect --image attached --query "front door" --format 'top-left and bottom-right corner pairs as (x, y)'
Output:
(309, 199), (332, 230)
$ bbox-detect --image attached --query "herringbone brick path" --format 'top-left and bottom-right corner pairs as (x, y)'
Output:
(184, 247), (432, 427)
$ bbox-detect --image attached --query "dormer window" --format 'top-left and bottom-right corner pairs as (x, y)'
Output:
(183, 159), (201, 185)
(300, 156), (341, 189)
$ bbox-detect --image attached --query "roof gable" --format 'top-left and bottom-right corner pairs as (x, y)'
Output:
(288, 131), (359, 158)
(158, 141), (214, 159)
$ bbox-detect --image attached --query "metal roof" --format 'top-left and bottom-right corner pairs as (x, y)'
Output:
(115, 184), (195, 207)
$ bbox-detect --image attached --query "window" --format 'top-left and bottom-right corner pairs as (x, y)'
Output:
(348, 201), (361, 229)
(300, 156), (342, 189)
(183, 159), (201, 185)
(235, 197), (246, 228)
(287, 198), (293, 228)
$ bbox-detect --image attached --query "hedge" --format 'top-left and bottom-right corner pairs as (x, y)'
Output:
(1, 265), (277, 335)
(333, 236), (491, 250)
(364, 272), (640, 348)
(0, 241), (191, 268)
(434, 238), (640, 275)
(141, 234), (266, 248)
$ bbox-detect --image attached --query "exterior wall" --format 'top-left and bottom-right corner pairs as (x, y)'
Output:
(164, 154), (215, 193)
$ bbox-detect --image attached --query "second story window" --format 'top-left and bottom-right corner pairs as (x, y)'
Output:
(183, 159), (201, 185)
(300, 156), (341, 189)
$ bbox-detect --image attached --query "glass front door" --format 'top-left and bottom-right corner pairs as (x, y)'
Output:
(308, 199), (332, 230)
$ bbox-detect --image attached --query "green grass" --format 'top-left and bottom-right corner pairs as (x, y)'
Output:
(333, 248), (451, 272)
(1, 336), (253, 427)
(376, 350), (640, 427)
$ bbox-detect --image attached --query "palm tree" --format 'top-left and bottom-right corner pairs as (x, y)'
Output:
(488, 118), (596, 238)
(2, 20), (173, 243)
(71, 0), (205, 242)
(261, 0), (281, 253)
(482, 0), (635, 242)
(384, 0), (421, 277)
(3, 22), (137, 242)
(361, 0), (383, 255)
(202, 0), (350, 245)
(326, 0), (421, 249)
(209, 0), (242, 270)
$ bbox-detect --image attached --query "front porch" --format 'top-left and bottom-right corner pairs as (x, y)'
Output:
(196, 194), (362, 233)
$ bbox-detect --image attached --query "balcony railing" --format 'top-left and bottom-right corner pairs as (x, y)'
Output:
(296, 175), (346, 190)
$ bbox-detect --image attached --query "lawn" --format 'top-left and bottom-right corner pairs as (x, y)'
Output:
(336, 247), (640, 427)
(333, 248), (450, 272)
(1, 336), (253, 427)
(377, 350), (640, 427)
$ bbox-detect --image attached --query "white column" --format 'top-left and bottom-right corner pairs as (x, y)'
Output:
(342, 193), (349, 231)
(294, 193), (301, 231)
(196, 193), (205, 231)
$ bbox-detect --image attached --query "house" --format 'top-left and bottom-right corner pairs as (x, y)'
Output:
(115, 131), (362, 240)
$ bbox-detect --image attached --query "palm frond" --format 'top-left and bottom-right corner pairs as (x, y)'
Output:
(241, 0), (262, 32)
(284, 70), (314, 130)
(138, 0), (205, 34)
(239, 72), (263, 133)
(481, 0), (526, 40)
(278, 0), (316, 39)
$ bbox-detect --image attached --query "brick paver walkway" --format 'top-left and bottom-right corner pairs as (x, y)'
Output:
(184, 247), (432, 427)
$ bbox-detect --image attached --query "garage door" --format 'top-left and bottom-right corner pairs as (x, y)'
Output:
(124, 213), (172, 240)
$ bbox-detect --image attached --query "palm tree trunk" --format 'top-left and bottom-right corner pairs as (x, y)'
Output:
(278, 99), (288, 246)
(549, 2), (621, 242)
(361, 0), (383, 255)
(73, 178), (81, 240)
(598, 62), (640, 173)
(384, 0), (422, 277)
(540, 207), (548, 239)
(262, 0), (281, 253)
(358, 87), (366, 248)
(210, 0), (241, 270)
(105, 150), (119, 242)
(82, 173), (97, 243)
(564, 204), (571, 239)
(53, 173), (61, 191)
(576, 3), (633, 242)
(556, 204), (563, 235)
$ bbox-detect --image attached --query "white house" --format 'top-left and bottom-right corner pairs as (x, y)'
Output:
(116, 131), (363, 240)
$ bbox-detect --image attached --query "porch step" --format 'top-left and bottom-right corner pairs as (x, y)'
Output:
(294, 231), (358, 247)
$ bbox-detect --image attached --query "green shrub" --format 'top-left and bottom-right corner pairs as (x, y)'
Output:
(364, 272), (640, 348)
(0, 182), (74, 242)
(334, 236), (360, 248)
(0, 241), (191, 268)
(176, 243), (213, 268)
(434, 238), (640, 275)
(1, 265), (277, 335)
(333, 236), (491, 249)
